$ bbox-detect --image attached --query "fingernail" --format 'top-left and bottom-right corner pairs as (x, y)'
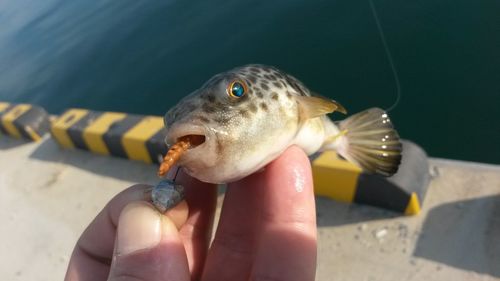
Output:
(115, 202), (162, 256)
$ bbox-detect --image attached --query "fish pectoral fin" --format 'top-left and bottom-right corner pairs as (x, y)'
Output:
(296, 95), (347, 121)
(333, 107), (402, 177)
(310, 91), (348, 114)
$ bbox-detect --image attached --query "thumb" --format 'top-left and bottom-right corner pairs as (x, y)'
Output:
(108, 201), (190, 281)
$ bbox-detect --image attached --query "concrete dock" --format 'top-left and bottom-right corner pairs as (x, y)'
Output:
(0, 136), (499, 280)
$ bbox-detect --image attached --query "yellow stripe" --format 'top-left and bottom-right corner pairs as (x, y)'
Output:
(83, 112), (126, 155)
(1, 104), (32, 139)
(0, 103), (10, 137)
(312, 151), (362, 202)
(24, 126), (42, 141)
(0, 102), (9, 112)
(122, 116), (164, 163)
(51, 109), (88, 148)
(404, 192), (421, 215)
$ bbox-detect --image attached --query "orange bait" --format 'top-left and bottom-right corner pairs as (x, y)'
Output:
(157, 135), (205, 177)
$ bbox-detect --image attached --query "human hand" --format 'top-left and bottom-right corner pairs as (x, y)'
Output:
(65, 145), (317, 281)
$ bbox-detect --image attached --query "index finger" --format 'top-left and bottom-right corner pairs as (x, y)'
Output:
(251, 145), (317, 281)
(202, 146), (317, 281)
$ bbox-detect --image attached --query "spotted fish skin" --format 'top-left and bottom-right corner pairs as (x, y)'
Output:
(164, 64), (401, 183)
(165, 64), (305, 128)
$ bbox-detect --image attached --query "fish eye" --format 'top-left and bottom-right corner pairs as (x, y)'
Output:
(227, 80), (247, 98)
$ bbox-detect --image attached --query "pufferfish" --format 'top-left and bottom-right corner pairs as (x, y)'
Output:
(160, 64), (401, 184)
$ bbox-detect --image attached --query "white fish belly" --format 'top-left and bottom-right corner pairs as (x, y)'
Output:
(292, 117), (328, 155)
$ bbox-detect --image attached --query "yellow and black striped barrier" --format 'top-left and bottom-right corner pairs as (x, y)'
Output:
(51, 109), (168, 164)
(312, 140), (429, 215)
(46, 107), (430, 215)
(0, 102), (50, 141)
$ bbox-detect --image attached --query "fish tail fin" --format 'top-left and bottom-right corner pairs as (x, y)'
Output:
(326, 107), (402, 176)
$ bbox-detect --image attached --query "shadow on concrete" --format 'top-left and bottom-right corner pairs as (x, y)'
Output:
(29, 138), (158, 184)
(413, 195), (500, 277)
(315, 196), (399, 227)
(0, 136), (30, 150)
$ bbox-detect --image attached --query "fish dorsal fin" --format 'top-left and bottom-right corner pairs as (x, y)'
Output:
(296, 95), (347, 121)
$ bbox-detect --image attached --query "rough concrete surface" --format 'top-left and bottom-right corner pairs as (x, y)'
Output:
(0, 136), (499, 281)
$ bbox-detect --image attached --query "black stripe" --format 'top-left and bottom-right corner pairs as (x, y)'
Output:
(102, 115), (143, 159)
(0, 105), (15, 135)
(13, 106), (50, 140)
(67, 111), (102, 150)
(388, 140), (430, 207)
(145, 128), (168, 164)
(354, 174), (410, 212)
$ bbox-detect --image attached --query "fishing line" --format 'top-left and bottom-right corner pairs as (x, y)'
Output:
(368, 0), (401, 112)
(173, 166), (181, 181)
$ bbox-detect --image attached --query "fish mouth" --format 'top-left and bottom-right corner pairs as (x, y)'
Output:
(165, 124), (209, 152)
(180, 134), (206, 148)
(165, 123), (218, 169)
